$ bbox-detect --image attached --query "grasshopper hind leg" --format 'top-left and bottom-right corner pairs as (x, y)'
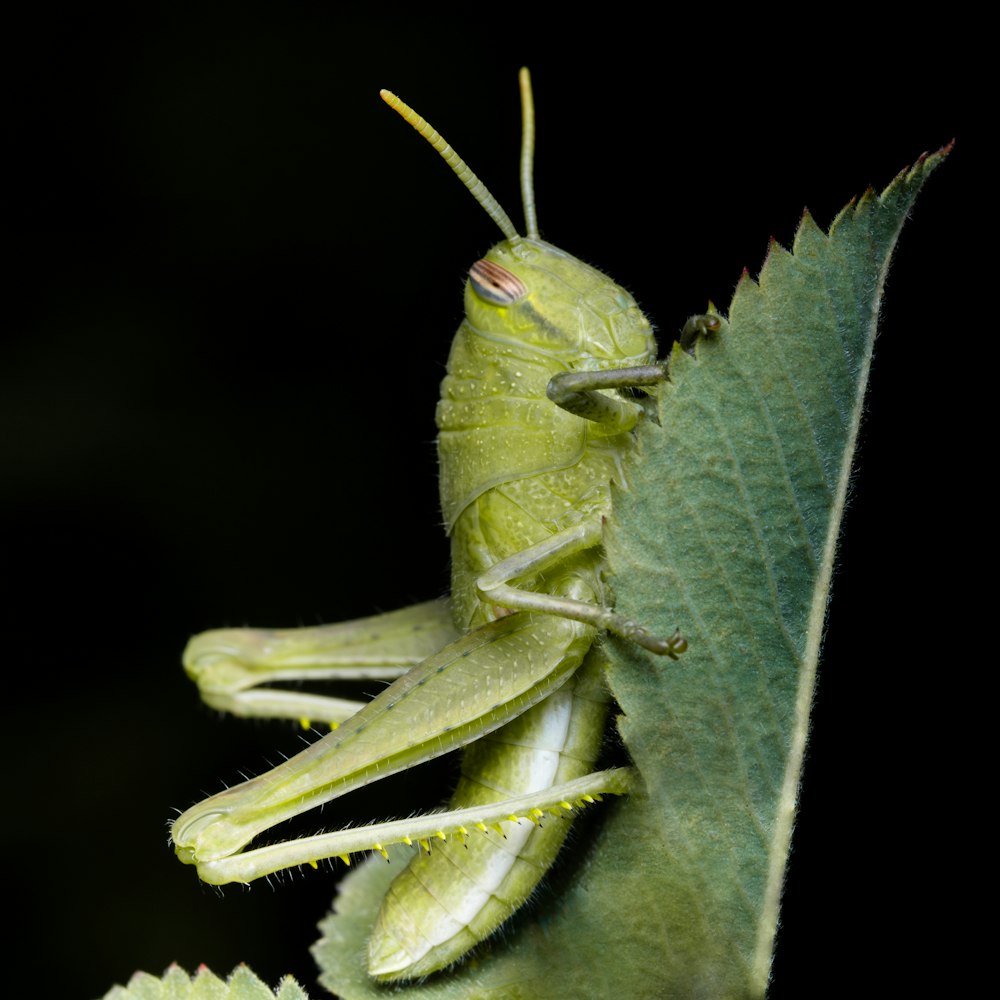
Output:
(368, 649), (611, 981)
(183, 599), (458, 727)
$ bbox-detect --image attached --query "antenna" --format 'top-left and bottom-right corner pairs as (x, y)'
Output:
(380, 73), (540, 243)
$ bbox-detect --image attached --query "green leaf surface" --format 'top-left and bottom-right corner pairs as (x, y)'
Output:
(99, 964), (311, 1000)
(312, 147), (949, 999)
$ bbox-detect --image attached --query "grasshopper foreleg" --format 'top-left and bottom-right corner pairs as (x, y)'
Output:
(680, 312), (723, 352)
(546, 313), (723, 427)
(546, 364), (668, 428)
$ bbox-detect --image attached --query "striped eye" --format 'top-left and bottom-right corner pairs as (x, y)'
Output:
(469, 259), (527, 305)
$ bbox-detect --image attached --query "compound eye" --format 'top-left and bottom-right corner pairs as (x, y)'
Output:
(469, 259), (527, 305)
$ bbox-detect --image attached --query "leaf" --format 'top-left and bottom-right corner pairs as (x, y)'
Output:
(98, 964), (311, 1000)
(312, 147), (949, 999)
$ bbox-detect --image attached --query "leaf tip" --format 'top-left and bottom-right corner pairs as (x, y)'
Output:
(792, 207), (826, 251)
(760, 235), (789, 273)
(870, 140), (953, 210)
(857, 184), (878, 207)
(733, 267), (759, 304)
(899, 138), (955, 182)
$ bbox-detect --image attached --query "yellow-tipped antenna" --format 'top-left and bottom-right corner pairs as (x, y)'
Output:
(518, 68), (539, 240)
(381, 80), (536, 242)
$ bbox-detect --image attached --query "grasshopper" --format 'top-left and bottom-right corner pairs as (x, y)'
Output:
(171, 69), (717, 981)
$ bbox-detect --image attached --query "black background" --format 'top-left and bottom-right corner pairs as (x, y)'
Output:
(7, 9), (977, 998)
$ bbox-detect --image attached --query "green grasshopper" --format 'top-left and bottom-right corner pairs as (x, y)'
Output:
(171, 69), (717, 981)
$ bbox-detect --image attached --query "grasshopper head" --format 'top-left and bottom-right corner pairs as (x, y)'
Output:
(465, 237), (657, 368)
(383, 71), (658, 371)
